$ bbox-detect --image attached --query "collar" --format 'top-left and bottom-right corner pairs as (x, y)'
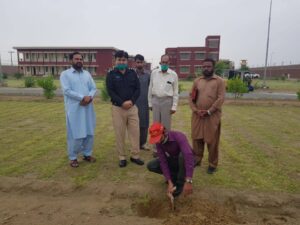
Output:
(159, 68), (170, 74)
(71, 66), (83, 73)
(199, 74), (218, 80)
(113, 68), (129, 75)
(136, 68), (145, 75)
(162, 131), (176, 143)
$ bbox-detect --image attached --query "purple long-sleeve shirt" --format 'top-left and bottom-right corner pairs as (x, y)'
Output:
(156, 131), (194, 181)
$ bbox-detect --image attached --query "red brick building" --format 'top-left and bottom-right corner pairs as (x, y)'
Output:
(165, 35), (220, 78)
(13, 47), (150, 77)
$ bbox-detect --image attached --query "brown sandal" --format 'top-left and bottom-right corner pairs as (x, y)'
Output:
(70, 159), (79, 168)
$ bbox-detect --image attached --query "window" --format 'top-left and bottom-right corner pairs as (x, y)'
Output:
(88, 54), (93, 62)
(208, 39), (219, 48)
(180, 66), (190, 74)
(179, 52), (191, 60)
(207, 52), (219, 61)
(64, 54), (69, 62)
(44, 53), (48, 59)
(26, 53), (30, 59)
(18, 53), (24, 61)
(195, 52), (205, 60)
(45, 67), (48, 73)
(194, 66), (202, 74)
(27, 67), (30, 72)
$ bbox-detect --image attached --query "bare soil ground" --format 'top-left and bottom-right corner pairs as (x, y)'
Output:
(0, 177), (299, 225)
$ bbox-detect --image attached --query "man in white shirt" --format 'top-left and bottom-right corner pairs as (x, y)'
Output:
(148, 54), (179, 156)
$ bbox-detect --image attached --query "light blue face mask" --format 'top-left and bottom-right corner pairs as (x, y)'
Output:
(161, 65), (169, 71)
(115, 64), (127, 70)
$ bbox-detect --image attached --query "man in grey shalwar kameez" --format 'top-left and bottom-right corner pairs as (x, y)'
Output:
(134, 54), (150, 150)
(60, 52), (97, 168)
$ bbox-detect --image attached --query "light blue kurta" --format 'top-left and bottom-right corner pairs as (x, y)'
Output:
(60, 67), (97, 140)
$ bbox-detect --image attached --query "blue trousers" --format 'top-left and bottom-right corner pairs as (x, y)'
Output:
(67, 135), (94, 160)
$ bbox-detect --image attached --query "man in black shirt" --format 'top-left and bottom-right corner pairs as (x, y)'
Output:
(106, 50), (144, 167)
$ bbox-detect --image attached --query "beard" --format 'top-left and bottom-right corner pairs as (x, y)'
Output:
(136, 66), (143, 70)
(73, 62), (83, 70)
(203, 69), (214, 77)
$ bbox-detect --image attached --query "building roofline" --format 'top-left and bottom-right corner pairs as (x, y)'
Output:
(13, 46), (119, 50)
(206, 35), (221, 38)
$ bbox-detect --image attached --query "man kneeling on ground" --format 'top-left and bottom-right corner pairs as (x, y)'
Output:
(147, 122), (194, 197)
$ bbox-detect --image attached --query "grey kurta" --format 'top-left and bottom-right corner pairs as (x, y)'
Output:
(135, 70), (150, 128)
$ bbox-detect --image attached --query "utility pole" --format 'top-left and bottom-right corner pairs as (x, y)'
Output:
(8, 51), (15, 66)
(263, 0), (272, 88)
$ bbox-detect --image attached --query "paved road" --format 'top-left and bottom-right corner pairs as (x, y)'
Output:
(0, 87), (298, 100)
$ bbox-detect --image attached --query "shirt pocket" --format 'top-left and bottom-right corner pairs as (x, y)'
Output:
(164, 80), (173, 92)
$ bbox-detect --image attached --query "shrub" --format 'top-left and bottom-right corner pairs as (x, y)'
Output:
(37, 76), (57, 99)
(297, 90), (300, 101)
(24, 76), (35, 88)
(226, 77), (248, 99)
(14, 72), (23, 80)
(0, 73), (6, 86)
(178, 83), (183, 94)
(185, 73), (197, 81)
(3, 73), (8, 79)
(100, 81), (110, 102)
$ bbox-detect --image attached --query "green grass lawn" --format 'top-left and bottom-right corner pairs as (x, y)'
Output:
(252, 79), (300, 92)
(0, 97), (299, 193)
(5, 77), (299, 94)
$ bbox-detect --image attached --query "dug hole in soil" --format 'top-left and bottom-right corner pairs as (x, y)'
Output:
(0, 177), (299, 225)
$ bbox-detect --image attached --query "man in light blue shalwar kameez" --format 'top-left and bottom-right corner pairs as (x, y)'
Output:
(60, 51), (97, 168)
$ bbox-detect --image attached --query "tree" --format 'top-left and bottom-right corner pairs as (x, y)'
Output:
(215, 61), (230, 76)
(226, 77), (248, 99)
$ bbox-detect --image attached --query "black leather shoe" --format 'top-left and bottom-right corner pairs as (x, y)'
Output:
(119, 160), (127, 168)
(130, 157), (144, 165)
(207, 166), (217, 174)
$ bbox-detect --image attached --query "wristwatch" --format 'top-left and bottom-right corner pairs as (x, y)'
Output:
(185, 178), (193, 184)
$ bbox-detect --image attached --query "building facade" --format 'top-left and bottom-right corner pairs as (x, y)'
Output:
(13, 47), (151, 76)
(165, 35), (220, 78)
